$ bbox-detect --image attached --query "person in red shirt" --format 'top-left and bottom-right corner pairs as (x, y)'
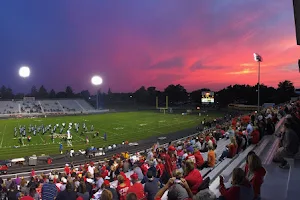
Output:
(194, 149), (204, 169)
(219, 168), (254, 200)
(245, 154), (266, 199)
(219, 137), (238, 161)
(164, 146), (177, 178)
(64, 164), (70, 175)
(184, 160), (203, 194)
(185, 146), (196, 164)
(116, 175), (130, 200)
(156, 159), (165, 178)
(31, 168), (35, 177)
(250, 127), (260, 144)
(127, 173), (145, 200)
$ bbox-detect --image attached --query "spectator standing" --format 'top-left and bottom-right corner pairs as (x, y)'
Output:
(56, 182), (77, 200)
(41, 175), (57, 200)
(144, 171), (159, 200)
(127, 173), (145, 200)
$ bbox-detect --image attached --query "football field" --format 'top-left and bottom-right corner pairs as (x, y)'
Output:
(0, 111), (223, 159)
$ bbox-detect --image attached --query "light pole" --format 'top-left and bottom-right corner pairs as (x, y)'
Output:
(253, 53), (262, 113)
(19, 66), (31, 97)
(91, 75), (103, 110)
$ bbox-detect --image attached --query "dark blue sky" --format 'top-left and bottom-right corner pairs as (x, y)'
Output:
(0, 0), (298, 94)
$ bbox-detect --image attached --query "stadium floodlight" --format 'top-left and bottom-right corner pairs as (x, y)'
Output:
(19, 66), (30, 78)
(91, 75), (103, 110)
(253, 53), (262, 113)
(91, 75), (103, 86)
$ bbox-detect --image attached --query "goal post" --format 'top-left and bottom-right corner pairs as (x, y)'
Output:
(156, 96), (169, 114)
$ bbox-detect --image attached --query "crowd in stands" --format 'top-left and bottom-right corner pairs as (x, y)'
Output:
(0, 101), (299, 200)
(20, 101), (42, 114)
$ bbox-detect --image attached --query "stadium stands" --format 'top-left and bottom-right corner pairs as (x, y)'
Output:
(0, 101), (19, 114)
(58, 99), (84, 113)
(40, 100), (64, 113)
(0, 99), (97, 116)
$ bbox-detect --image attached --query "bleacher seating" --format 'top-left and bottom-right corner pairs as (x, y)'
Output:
(0, 101), (19, 114)
(40, 100), (63, 113)
(18, 100), (42, 113)
(0, 99), (97, 116)
(58, 99), (84, 112)
(76, 99), (95, 111)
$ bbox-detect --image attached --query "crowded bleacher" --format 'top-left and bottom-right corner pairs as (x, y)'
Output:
(0, 101), (299, 200)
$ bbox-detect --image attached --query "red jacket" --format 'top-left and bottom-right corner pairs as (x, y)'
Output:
(127, 182), (145, 200)
(220, 179), (253, 200)
(251, 130), (260, 144)
(228, 144), (237, 158)
(184, 169), (203, 194)
(156, 163), (165, 178)
(245, 166), (266, 198)
(194, 151), (204, 168)
(164, 153), (177, 176)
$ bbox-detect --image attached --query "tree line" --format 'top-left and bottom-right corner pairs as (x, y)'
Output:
(0, 80), (298, 107)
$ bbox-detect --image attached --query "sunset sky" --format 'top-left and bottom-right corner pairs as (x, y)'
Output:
(0, 0), (299, 94)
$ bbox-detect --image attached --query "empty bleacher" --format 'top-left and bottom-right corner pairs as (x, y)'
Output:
(57, 99), (84, 113)
(76, 99), (95, 111)
(40, 100), (63, 113)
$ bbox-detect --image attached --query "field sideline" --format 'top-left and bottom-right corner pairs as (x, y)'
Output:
(0, 111), (223, 159)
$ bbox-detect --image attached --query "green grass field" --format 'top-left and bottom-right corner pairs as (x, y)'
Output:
(0, 111), (223, 159)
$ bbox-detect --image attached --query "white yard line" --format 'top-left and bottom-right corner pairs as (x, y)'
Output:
(38, 134), (45, 143)
(72, 133), (85, 141)
(0, 124), (7, 148)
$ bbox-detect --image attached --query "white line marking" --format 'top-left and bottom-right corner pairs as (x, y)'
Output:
(0, 124), (7, 148)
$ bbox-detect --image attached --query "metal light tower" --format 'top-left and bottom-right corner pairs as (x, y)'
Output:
(253, 53), (262, 113)
(91, 75), (103, 110)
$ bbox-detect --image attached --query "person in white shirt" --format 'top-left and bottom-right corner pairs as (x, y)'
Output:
(88, 164), (95, 178)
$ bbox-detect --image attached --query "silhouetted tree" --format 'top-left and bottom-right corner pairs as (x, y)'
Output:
(80, 90), (90, 100)
(30, 86), (38, 97)
(65, 86), (74, 98)
(56, 92), (66, 98)
(134, 86), (149, 104)
(49, 89), (56, 99)
(164, 84), (188, 104)
(277, 80), (296, 103)
(38, 85), (48, 99)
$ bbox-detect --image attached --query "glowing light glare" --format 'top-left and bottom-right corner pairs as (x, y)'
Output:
(19, 66), (30, 78)
(91, 75), (103, 86)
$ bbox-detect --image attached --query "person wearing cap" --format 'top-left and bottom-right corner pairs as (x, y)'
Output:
(41, 175), (58, 200)
(185, 146), (196, 164)
(64, 164), (70, 176)
(60, 177), (67, 192)
(164, 145), (177, 181)
(127, 173), (145, 200)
